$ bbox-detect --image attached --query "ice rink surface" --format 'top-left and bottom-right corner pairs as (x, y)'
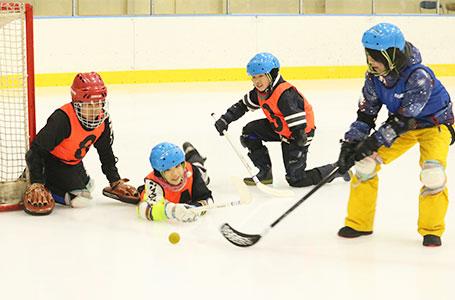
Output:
(2, 78), (455, 300)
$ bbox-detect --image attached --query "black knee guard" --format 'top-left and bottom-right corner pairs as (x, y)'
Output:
(240, 133), (263, 151)
(286, 169), (320, 187)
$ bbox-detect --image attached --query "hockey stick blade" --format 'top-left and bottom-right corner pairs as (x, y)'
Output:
(256, 181), (294, 197)
(220, 166), (341, 248)
(230, 176), (252, 204)
(220, 223), (261, 247)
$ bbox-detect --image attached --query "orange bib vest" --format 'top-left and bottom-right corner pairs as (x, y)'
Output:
(145, 162), (194, 204)
(50, 103), (105, 165)
(258, 82), (315, 139)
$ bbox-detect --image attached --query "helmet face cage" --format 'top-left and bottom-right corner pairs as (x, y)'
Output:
(73, 99), (109, 129)
(71, 72), (109, 129)
(247, 52), (280, 76)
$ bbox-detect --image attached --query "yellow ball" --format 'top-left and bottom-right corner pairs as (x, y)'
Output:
(168, 232), (180, 244)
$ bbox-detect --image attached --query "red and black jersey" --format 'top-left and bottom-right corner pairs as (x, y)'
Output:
(219, 76), (316, 139)
(258, 81), (314, 138)
(26, 102), (121, 184)
(50, 103), (105, 165)
(144, 162), (195, 204)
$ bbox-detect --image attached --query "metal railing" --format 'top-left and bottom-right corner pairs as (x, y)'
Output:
(29, 0), (447, 17)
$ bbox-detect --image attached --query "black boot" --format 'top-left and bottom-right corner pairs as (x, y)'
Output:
(338, 226), (373, 238)
(243, 168), (273, 186)
(333, 165), (351, 182)
(341, 170), (352, 182)
(243, 147), (273, 185)
(423, 234), (442, 247)
(318, 164), (351, 183)
(183, 142), (210, 185)
(183, 142), (206, 165)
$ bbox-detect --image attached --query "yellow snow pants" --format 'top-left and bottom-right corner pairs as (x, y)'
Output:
(344, 125), (452, 237)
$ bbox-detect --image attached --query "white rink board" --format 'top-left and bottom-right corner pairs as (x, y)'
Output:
(34, 15), (455, 74)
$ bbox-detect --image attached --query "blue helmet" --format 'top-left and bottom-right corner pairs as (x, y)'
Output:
(362, 23), (405, 51)
(149, 142), (185, 172)
(246, 52), (280, 76)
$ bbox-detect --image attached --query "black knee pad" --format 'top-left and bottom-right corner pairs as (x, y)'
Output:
(286, 175), (303, 187)
(285, 168), (320, 187)
(240, 133), (262, 150)
(286, 174), (316, 187)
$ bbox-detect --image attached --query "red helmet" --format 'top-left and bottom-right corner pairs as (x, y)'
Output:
(71, 72), (107, 102)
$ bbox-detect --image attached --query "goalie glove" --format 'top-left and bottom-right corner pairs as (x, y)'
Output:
(103, 178), (139, 205)
(23, 183), (55, 216)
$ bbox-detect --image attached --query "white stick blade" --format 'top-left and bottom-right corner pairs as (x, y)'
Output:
(257, 182), (294, 197)
(229, 176), (252, 204)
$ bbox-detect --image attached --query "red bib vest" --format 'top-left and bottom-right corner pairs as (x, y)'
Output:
(50, 103), (105, 165)
(258, 82), (315, 138)
(145, 162), (194, 204)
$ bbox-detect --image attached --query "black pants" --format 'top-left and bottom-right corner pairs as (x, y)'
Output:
(44, 155), (90, 198)
(242, 118), (331, 187)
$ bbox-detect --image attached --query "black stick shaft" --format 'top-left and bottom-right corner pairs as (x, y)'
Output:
(269, 166), (340, 228)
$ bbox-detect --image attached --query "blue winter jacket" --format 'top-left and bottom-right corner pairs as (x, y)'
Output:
(345, 43), (453, 147)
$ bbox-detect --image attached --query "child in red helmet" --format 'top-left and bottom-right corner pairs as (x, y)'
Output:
(23, 72), (138, 215)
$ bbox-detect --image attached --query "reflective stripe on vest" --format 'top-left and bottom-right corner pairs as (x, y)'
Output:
(258, 82), (315, 138)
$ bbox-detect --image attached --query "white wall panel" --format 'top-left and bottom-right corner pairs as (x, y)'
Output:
(34, 15), (455, 74)
(35, 17), (135, 73)
(133, 16), (258, 69)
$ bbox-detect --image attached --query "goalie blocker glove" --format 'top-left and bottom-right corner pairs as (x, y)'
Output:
(23, 183), (55, 216)
(103, 178), (139, 204)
